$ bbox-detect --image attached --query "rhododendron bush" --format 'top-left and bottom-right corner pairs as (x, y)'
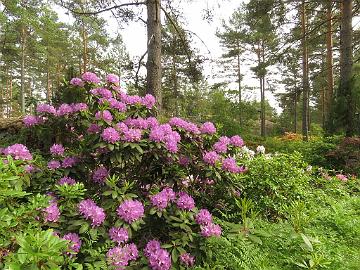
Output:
(1, 72), (250, 269)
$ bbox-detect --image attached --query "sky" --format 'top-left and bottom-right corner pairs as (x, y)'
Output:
(57, 0), (281, 112)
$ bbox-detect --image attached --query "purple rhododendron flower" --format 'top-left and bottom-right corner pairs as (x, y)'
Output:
(56, 103), (73, 116)
(144, 240), (161, 257)
(176, 192), (195, 211)
(169, 117), (200, 134)
(180, 253), (195, 267)
(106, 244), (139, 268)
(92, 166), (109, 184)
(106, 74), (119, 84)
(62, 156), (77, 168)
(36, 104), (56, 115)
(213, 141), (228, 153)
(203, 151), (220, 165)
(78, 199), (106, 227)
(95, 110), (113, 122)
(117, 199), (144, 223)
(63, 233), (82, 254)
(222, 157), (245, 173)
(336, 174), (348, 182)
(91, 88), (113, 99)
(3, 144), (32, 160)
(141, 94), (156, 109)
(195, 209), (212, 225)
(87, 123), (101, 134)
(109, 227), (129, 244)
(200, 223), (222, 237)
(179, 155), (190, 166)
(144, 242), (171, 270)
(70, 77), (84, 87)
(124, 117), (149, 129)
(50, 144), (65, 156)
(200, 122), (216, 134)
(150, 187), (176, 210)
(57, 176), (76, 185)
(101, 127), (120, 143)
(43, 202), (60, 222)
(230, 135), (244, 147)
(48, 160), (61, 170)
(147, 117), (159, 128)
(24, 164), (35, 173)
(23, 115), (42, 127)
(81, 72), (100, 84)
(71, 103), (88, 112)
(122, 128), (142, 142)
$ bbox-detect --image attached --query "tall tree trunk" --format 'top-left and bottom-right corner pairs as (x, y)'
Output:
(261, 76), (266, 137)
(325, 0), (334, 128)
(172, 52), (179, 116)
(20, 26), (26, 114)
(236, 43), (242, 128)
(301, 0), (309, 141)
(294, 89), (297, 133)
(339, 0), (354, 136)
(146, 0), (162, 112)
(46, 63), (51, 102)
(82, 20), (88, 73)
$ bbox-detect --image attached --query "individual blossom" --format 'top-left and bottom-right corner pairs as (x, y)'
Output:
(106, 74), (119, 84)
(195, 209), (212, 225)
(43, 202), (60, 222)
(3, 144), (32, 160)
(150, 187), (176, 210)
(92, 166), (109, 184)
(176, 192), (195, 211)
(47, 160), (61, 170)
(213, 141), (228, 153)
(109, 227), (129, 244)
(82, 72), (100, 84)
(91, 88), (113, 99)
(117, 199), (144, 223)
(57, 176), (76, 185)
(147, 117), (159, 128)
(36, 103), (56, 115)
(24, 164), (35, 173)
(122, 94), (142, 105)
(78, 199), (106, 227)
(179, 253), (195, 268)
(62, 156), (77, 168)
(230, 135), (244, 147)
(87, 123), (101, 134)
(50, 144), (65, 156)
(144, 240), (161, 258)
(56, 103), (73, 116)
(203, 151), (220, 166)
(23, 115), (42, 127)
(70, 77), (84, 87)
(179, 155), (190, 166)
(164, 138), (178, 153)
(200, 122), (216, 134)
(71, 103), (88, 112)
(122, 128), (142, 142)
(106, 244), (138, 269)
(95, 110), (113, 122)
(221, 157), (244, 173)
(124, 117), (149, 129)
(200, 223), (222, 237)
(141, 94), (156, 109)
(101, 127), (120, 143)
(116, 122), (129, 133)
(63, 233), (82, 254)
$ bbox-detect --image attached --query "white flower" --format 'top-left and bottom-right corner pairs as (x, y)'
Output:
(256, 145), (265, 154)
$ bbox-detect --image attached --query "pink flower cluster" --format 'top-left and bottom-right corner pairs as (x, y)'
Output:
(149, 124), (181, 153)
(200, 122), (216, 134)
(101, 127), (120, 143)
(203, 151), (220, 165)
(179, 253), (195, 267)
(2, 144), (32, 160)
(213, 136), (230, 153)
(95, 110), (113, 122)
(144, 240), (171, 270)
(109, 227), (129, 244)
(119, 93), (156, 109)
(82, 72), (100, 84)
(169, 117), (200, 134)
(62, 156), (78, 168)
(222, 157), (245, 173)
(57, 176), (76, 185)
(70, 77), (84, 87)
(63, 233), (82, 254)
(336, 174), (348, 182)
(117, 199), (144, 224)
(92, 166), (109, 184)
(50, 144), (65, 156)
(78, 199), (106, 227)
(195, 209), (212, 225)
(230, 135), (244, 147)
(91, 88), (113, 99)
(23, 115), (43, 127)
(106, 74), (119, 84)
(37, 103), (56, 115)
(106, 244), (139, 269)
(150, 187), (176, 210)
(200, 223), (222, 237)
(43, 202), (60, 223)
(176, 192), (195, 211)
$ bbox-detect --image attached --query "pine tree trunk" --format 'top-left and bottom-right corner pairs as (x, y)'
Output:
(294, 89), (297, 133)
(325, 0), (334, 128)
(237, 44), (242, 128)
(82, 21), (88, 73)
(339, 0), (354, 136)
(172, 52), (179, 116)
(20, 26), (26, 114)
(146, 0), (162, 113)
(46, 63), (51, 102)
(301, 0), (309, 141)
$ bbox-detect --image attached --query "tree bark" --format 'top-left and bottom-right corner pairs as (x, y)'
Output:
(236, 42), (242, 128)
(294, 88), (297, 133)
(46, 62), (51, 102)
(301, 0), (309, 141)
(325, 0), (334, 127)
(339, 0), (354, 136)
(81, 20), (88, 73)
(20, 26), (26, 114)
(146, 0), (162, 112)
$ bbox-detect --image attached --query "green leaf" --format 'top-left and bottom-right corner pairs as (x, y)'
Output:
(300, 233), (313, 252)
